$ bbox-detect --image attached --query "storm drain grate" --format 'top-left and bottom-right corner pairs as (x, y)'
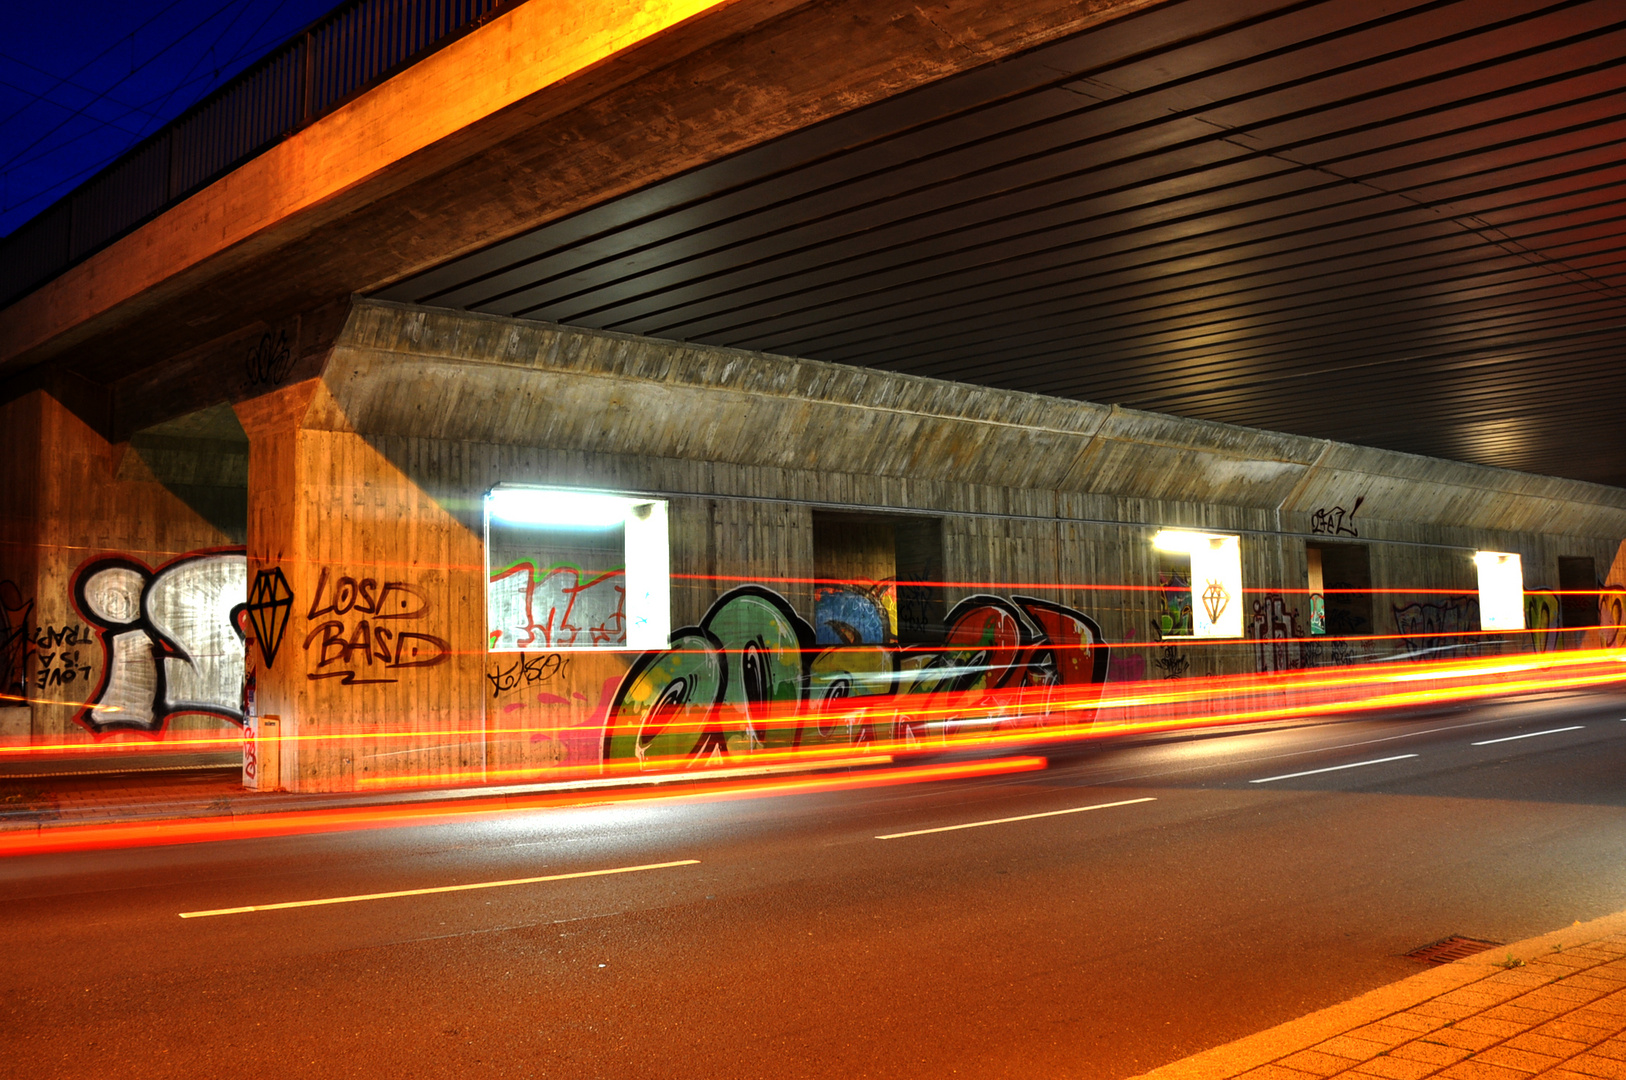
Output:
(1405, 936), (1502, 964)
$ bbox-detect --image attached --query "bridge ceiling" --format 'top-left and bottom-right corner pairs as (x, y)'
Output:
(377, 0), (1626, 488)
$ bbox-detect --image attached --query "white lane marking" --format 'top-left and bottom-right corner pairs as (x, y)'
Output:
(1471, 726), (1584, 746)
(875, 797), (1155, 840)
(180, 859), (700, 919)
(1249, 754), (1418, 784)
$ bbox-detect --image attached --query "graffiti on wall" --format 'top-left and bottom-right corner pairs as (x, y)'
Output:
(245, 325), (297, 387)
(486, 652), (573, 699)
(1, 582), (33, 705)
(813, 579), (896, 646)
(1392, 596), (1480, 660)
(1152, 645), (1190, 679)
(245, 567), (293, 668)
(71, 549), (247, 733)
(603, 585), (1110, 769)
(1524, 590), (1561, 653)
(1598, 586), (1626, 648)
(31, 623), (93, 693)
(1250, 593), (1302, 673)
(1310, 496), (1364, 537)
(302, 567), (450, 685)
(489, 562), (625, 650)
(1153, 567), (1193, 639)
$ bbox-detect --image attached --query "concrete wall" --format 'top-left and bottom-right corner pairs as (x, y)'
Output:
(5, 297), (1624, 787)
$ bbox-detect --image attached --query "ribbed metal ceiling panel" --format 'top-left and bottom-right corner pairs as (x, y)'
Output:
(375, 0), (1626, 486)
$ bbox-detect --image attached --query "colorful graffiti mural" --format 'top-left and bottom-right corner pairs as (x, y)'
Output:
(603, 586), (1110, 769)
(1524, 589), (1561, 653)
(72, 549), (248, 733)
(813, 580), (895, 646)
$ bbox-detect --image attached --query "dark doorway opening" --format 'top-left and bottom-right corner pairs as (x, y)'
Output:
(1307, 541), (1373, 639)
(811, 512), (944, 646)
(1558, 556), (1598, 630)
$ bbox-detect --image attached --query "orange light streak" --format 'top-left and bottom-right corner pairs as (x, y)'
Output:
(0, 756), (1046, 858)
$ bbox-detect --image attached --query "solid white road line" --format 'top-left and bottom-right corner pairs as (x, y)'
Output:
(1471, 726), (1584, 746)
(180, 859), (700, 919)
(1249, 754), (1418, 784)
(875, 797), (1155, 840)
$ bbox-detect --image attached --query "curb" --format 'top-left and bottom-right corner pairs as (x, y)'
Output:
(1129, 908), (1626, 1079)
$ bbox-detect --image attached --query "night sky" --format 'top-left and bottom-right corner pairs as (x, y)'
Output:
(0, 0), (339, 238)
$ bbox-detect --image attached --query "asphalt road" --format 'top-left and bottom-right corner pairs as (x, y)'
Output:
(4, 691), (1626, 1079)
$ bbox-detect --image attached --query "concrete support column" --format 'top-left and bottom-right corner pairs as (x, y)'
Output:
(237, 379), (487, 792)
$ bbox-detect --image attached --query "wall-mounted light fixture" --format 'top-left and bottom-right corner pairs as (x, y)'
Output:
(1474, 551), (1524, 632)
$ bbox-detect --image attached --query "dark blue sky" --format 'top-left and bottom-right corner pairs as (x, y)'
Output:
(0, 1), (339, 237)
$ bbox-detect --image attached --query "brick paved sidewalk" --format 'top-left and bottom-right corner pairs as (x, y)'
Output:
(1134, 912), (1626, 1080)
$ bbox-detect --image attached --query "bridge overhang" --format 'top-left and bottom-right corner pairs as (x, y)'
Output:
(0, 0), (1158, 392)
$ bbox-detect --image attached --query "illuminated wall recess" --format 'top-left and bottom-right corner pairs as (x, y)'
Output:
(485, 487), (670, 651)
(1474, 551), (1525, 632)
(1152, 530), (1244, 638)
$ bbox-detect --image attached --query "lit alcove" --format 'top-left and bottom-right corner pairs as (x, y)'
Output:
(1474, 551), (1525, 633)
(485, 486), (670, 651)
(1152, 530), (1243, 638)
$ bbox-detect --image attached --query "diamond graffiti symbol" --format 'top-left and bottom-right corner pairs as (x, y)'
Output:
(1201, 579), (1230, 626)
(245, 567), (294, 669)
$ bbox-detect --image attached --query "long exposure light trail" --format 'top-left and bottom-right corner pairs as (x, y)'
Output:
(0, 756), (1047, 857)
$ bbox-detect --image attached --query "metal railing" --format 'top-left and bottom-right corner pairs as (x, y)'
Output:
(0, 0), (516, 310)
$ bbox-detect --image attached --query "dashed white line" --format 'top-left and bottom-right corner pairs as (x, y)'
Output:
(1249, 754), (1418, 784)
(1471, 726), (1584, 746)
(180, 859), (700, 918)
(875, 797), (1156, 840)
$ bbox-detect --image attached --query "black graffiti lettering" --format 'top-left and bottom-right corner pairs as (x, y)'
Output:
(387, 632), (450, 669)
(303, 568), (445, 685)
(486, 652), (572, 698)
(304, 620), (351, 667)
(333, 577), (359, 616)
(1310, 495), (1365, 537)
(374, 582), (430, 620)
(1152, 645), (1190, 680)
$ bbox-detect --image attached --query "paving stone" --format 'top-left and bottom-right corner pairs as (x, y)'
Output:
(1482, 1003), (1563, 1026)
(1503, 1031), (1588, 1059)
(1349, 1053), (1438, 1080)
(1277, 1049), (1360, 1077)
(1534, 1020), (1623, 1045)
(1415, 1002), (1484, 1023)
(1435, 1059), (1536, 1080)
(1427, 1027), (1503, 1053)
(1314, 1036), (1396, 1061)
(1385, 1012), (1451, 1034)
(1349, 1024), (1427, 1049)
(1456, 1017), (1534, 1040)
(1390, 1038), (1473, 1067)
(1237, 1065), (1321, 1080)
(1563, 1054), (1626, 1079)
(1471, 1044), (1564, 1073)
